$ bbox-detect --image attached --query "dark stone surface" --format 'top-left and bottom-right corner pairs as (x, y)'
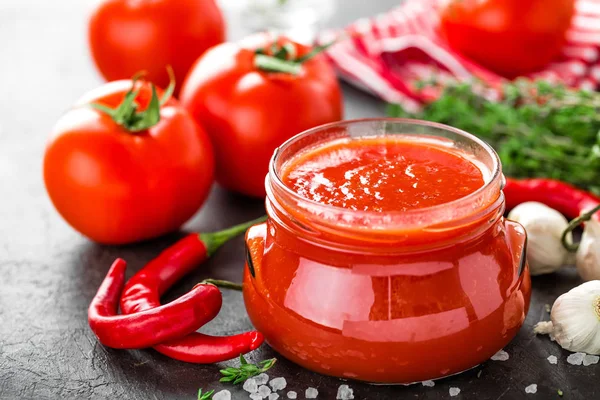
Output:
(0, 0), (597, 399)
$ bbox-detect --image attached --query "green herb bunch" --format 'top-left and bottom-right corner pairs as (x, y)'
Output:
(220, 355), (277, 384)
(388, 79), (600, 195)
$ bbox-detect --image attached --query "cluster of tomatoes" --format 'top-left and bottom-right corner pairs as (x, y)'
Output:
(43, 0), (343, 245)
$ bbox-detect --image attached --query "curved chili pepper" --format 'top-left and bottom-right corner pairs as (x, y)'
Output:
(88, 258), (222, 349)
(120, 217), (266, 363)
(154, 332), (264, 363)
(504, 178), (600, 220)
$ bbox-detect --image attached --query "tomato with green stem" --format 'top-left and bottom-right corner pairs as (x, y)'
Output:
(43, 74), (214, 244)
(180, 34), (343, 198)
(88, 0), (225, 95)
(440, 0), (576, 77)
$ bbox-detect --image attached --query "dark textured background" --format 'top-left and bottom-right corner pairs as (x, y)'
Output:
(0, 0), (597, 399)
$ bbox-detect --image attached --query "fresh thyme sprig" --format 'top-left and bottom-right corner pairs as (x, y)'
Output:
(220, 355), (277, 384)
(197, 388), (214, 400)
(388, 79), (600, 195)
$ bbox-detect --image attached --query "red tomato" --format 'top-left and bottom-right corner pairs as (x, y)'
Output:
(43, 80), (214, 244)
(180, 35), (343, 198)
(440, 0), (575, 77)
(88, 0), (225, 94)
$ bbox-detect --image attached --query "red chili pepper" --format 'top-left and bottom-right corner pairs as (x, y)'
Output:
(88, 258), (222, 349)
(154, 332), (264, 364)
(120, 217), (266, 363)
(504, 178), (600, 221)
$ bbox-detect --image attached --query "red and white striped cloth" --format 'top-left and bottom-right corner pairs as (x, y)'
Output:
(318, 0), (600, 110)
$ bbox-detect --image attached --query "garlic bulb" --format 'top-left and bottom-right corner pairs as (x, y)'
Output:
(507, 202), (571, 275)
(534, 280), (600, 355)
(576, 217), (600, 281)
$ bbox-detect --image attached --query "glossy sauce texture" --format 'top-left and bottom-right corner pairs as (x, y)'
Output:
(282, 137), (484, 212)
(244, 136), (530, 383)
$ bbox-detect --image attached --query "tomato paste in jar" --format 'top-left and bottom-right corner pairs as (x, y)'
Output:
(282, 136), (485, 212)
(243, 119), (530, 384)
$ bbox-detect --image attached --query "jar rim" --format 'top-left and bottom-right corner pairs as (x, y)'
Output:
(267, 118), (503, 233)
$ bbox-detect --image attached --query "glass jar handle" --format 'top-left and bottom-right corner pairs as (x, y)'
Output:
(505, 219), (528, 278)
(244, 222), (268, 282)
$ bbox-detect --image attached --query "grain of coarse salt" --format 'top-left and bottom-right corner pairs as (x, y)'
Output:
(525, 384), (538, 394)
(258, 385), (272, 398)
(421, 380), (435, 387)
(305, 387), (319, 398)
(268, 394), (280, 400)
(244, 378), (258, 393)
(255, 373), (270, 385)
(250, 394), (263, 400)
(583, 354), (600, 366)
(547, 355), (558, 364)
(567, 352), (586, 365)
(270, 377), (287, 392)
(212, 390), (231, 400)
(449, 387), (461, 397)
(336, 384), (354, 399)
(286, 391), (297, 399)
(491, 349), (510, 361)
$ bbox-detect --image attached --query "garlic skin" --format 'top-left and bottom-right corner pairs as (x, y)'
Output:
(507, 202), (571, 275)
(534, 280), (600, 355)
(576, 218), (600, 281)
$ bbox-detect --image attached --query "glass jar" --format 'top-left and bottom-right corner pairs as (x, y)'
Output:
(243, 119), (531, 384)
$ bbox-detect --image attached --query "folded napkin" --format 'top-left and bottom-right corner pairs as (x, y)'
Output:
(318, 0), (600, 110)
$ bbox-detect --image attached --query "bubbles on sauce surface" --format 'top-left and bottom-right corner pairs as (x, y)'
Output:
(282, 137), (484, 212)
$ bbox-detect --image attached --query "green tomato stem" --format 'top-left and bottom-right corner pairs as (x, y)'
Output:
(89, 68), (175, 133)
(255, 54), (302, 75)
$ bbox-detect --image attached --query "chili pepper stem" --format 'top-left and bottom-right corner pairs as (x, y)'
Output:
(201, 279), (243, 291)
(199, 216), (267, 257)
(561, 204), (600, 252)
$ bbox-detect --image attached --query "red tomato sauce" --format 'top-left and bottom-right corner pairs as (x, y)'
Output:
(282, 136), (485, 212)
(244, 135), (530, 383)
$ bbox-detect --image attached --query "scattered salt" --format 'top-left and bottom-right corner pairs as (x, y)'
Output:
(255, 373), (270, 385)
(547, 355), (558, 365)
(250, 394), (263, 400)
(421, 380), (435, 387)
(212, 390), (231, 400)
(270, 377), (287, 392)
(258, 385), (272, 397)
(449, 387), (461, 397)
(567, 352), (586, 365)
(525, 384), (538, 394)
(336, 384), (354, 399)
(244, 378), (258, 393)
(287, 391), (297, 399)
(545, 304), (551, 313)
(305, 387), (319, 399)
(583, 354), (599, 366)
(268, 394), (280, 400)
(491, 349), (510, 361)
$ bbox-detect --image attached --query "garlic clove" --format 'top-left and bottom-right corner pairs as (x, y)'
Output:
(575, 218), (600, 281)
(507, 202), (571, 275)
(535, 280), (600, 355)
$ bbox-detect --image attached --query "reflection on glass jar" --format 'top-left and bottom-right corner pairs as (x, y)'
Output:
(243, 119), (531, 383)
